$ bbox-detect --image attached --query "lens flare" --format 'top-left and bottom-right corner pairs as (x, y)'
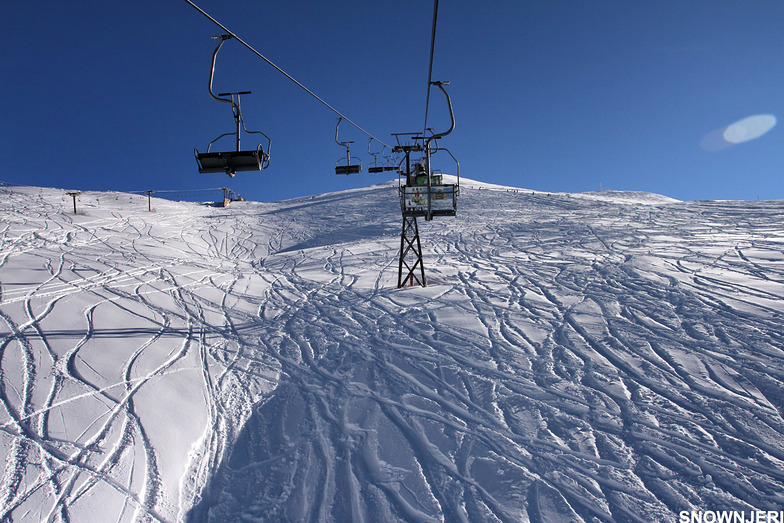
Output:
(700, 114), (776, 151)
(723, 114), (777, 144)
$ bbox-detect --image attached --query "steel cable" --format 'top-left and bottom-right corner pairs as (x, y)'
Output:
(183, 0), (392, 149)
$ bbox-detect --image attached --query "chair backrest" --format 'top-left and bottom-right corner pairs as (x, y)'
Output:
(335, 164), (362, 175)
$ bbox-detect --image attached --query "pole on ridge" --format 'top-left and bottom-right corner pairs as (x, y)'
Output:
(66, 191), (81, 214)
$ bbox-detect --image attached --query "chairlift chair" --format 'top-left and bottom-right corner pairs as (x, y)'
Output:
(334, 117), (362, 175)
(369, 144), (398, 173)
(381, 152), (400, 172)
(368, 139), (385, 173)
(398, 81), (459, 220)
(194, 35), (271, 177)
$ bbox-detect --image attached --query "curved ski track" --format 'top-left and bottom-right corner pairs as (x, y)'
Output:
(1, 185), (784, 522)
(0, 189), (281, 521)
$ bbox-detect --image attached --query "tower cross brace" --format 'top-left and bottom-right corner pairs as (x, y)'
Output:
(398, 214), (426, 288)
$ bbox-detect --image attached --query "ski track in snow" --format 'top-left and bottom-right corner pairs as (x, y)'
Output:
(1, 184), (784, 521)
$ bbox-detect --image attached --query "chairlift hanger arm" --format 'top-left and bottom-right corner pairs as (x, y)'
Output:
(334, 117), (354, 149)
(426, 81), (455, 145)
(208, 35), (235, 106)
(368, 138), (383, 158)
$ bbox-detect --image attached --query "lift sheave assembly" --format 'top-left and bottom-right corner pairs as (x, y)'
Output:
(195, 35), (271, 177)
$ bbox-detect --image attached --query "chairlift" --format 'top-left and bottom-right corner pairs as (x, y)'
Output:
(398, 81), (459, 220)
(383, 157), (399, 172)
(194, 35), (271, 177)
(368, 139), (385, 173)
(334, 117), (362, 175)
(374, 143), (399, 173)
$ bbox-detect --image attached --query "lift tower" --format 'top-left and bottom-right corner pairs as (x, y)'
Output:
(394, 81), (459, 288)
(394, 141), (427, 287)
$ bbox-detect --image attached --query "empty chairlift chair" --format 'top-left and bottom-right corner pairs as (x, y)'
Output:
(194, 35), (271, 178)
(367, 141), (399, 174)
(368, 139), (385, 173)
(334, 118), (362, 175)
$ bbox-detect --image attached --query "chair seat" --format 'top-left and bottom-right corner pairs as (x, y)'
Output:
(335, 164), (362, 175)
(197, 150), (264, 175)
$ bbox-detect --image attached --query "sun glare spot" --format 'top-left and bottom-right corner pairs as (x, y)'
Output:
(723, 114), (777, 144)
(701, 114), (777, 151)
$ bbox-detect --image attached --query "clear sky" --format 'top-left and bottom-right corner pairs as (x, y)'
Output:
(3, 1), (783, 202)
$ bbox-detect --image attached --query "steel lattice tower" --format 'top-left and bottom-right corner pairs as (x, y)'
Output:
(398, 215), (426, 287)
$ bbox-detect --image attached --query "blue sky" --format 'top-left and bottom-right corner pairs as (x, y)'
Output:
(3, 1), (783, 202)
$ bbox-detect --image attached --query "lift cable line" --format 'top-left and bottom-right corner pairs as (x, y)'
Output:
(183, 0), (455, 290)
(183, 0), (391, 149)
(422, 0), (440, 139)
(395, 0), (461, 288)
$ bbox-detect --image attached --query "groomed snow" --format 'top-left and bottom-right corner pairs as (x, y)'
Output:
(1, 183), (783, 521)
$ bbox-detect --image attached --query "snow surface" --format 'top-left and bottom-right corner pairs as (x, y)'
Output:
(1, 181), (783, 522)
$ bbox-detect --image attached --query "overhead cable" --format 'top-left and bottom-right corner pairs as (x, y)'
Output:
(422, 0), (440, 138)
(183, 0), (391, 148)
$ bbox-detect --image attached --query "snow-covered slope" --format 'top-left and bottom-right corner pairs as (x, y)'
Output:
(1, 182), (783, 521)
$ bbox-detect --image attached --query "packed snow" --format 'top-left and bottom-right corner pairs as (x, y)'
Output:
(1, 180), (783, 522)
